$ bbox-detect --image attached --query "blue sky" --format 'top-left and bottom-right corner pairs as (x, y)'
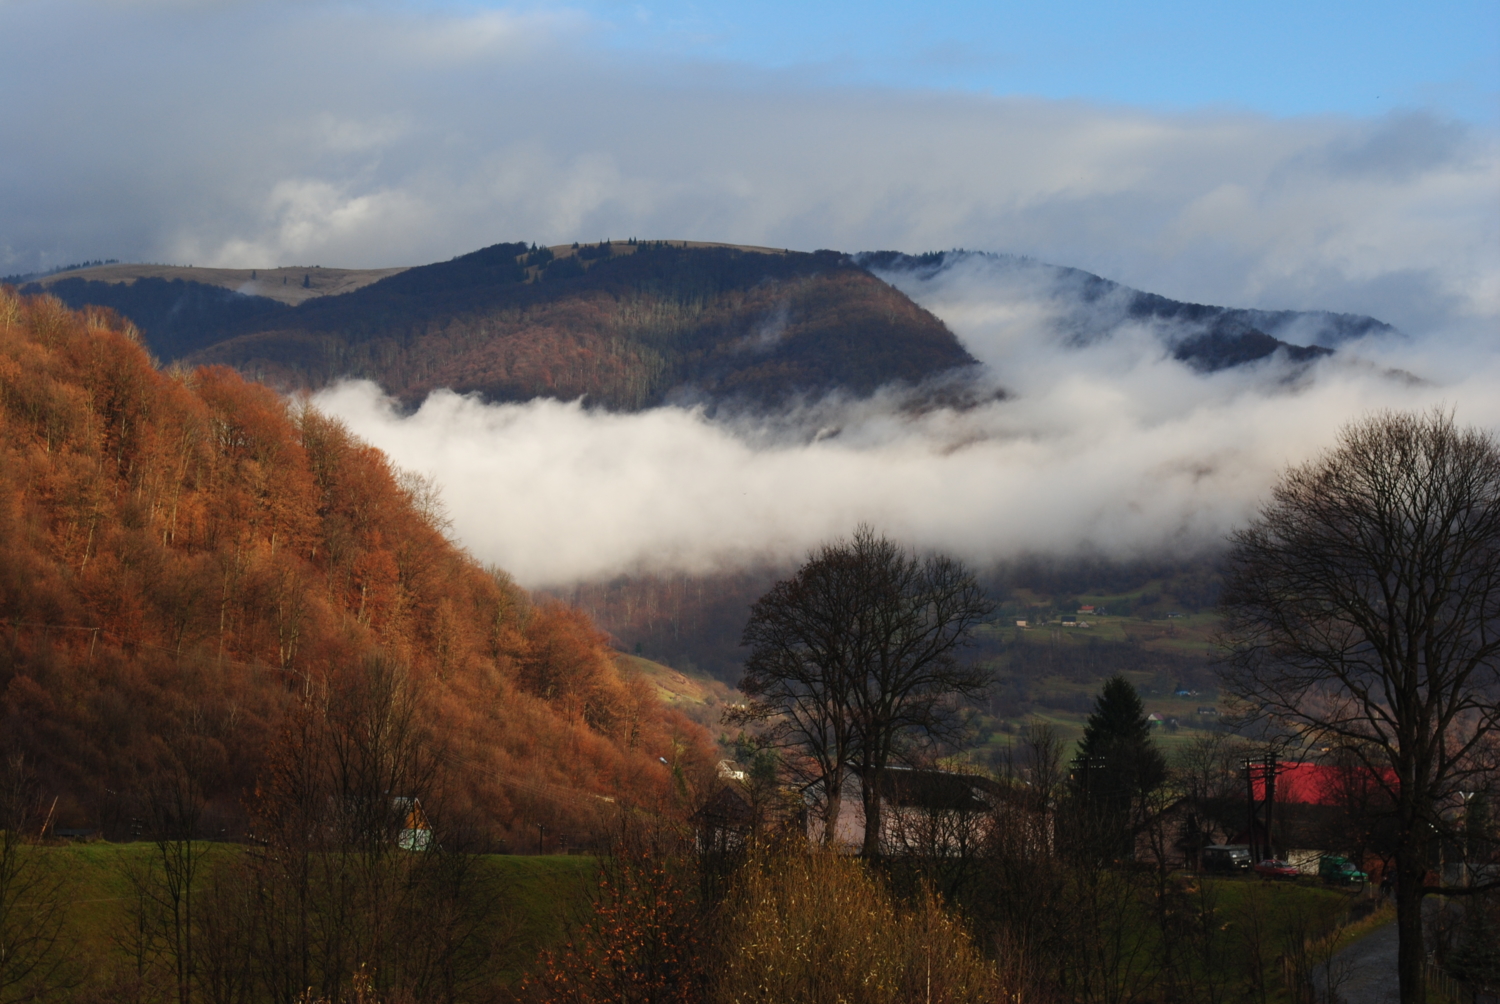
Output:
(549, 0), (1498, 121)
(1, 0), (1495, 333)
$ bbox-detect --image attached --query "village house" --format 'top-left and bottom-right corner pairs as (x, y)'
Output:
(804, 767), (1052, 858)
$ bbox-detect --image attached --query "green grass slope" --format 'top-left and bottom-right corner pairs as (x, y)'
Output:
(32, 842), (596, 989)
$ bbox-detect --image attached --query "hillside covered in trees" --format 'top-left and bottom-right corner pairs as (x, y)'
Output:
(38, 242), (978, 411)
(0, 288), (714, 846)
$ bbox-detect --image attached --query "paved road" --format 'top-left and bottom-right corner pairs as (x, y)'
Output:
(1321, 917), (1398, 1004)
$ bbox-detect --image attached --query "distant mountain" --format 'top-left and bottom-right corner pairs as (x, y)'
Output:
(34, 262), (407, 305)
(32, 241), (975, 410)
(861, 250), (1397, 373)
(24, 242), (1398, 409)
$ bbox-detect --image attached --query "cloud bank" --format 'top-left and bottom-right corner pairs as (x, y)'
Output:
(2, 1), (1496, 336)
(7, 1), (1497, 585)
(315, 256), (1500, 587)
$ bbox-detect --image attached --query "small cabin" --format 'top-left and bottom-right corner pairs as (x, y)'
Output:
(393, 797), (431, 851)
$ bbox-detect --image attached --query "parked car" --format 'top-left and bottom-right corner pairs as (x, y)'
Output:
(1254, 858), (1300, 880)
(1202, 844), (1252, 873)
(1319, 855), (1368, 886)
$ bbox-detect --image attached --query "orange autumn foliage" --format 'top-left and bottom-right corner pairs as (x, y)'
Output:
(0, 288), (713, 844)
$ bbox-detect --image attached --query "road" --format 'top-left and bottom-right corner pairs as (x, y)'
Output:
(1320, 916), (1398, 1004)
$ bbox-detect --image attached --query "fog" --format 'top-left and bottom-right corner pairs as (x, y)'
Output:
(315, 254), (1500, 587)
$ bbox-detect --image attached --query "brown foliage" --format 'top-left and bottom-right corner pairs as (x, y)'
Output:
(178, 245), (974, 411)
(0, 288), (713, 842)
(520, 846), (707, 1004)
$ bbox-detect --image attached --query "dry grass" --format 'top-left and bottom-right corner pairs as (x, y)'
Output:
(714, 850), (1005, 1004)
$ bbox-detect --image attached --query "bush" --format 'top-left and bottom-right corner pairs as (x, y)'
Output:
(712, 850), (1000, 1004)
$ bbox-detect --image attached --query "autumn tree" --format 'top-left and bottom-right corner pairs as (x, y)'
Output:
(522, 830), (707, 1004)
(1220, 410), (1500, 1004)
(0, 287), (711, 849)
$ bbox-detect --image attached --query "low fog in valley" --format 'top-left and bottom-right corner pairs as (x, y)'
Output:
(316, 253), (1500, 587)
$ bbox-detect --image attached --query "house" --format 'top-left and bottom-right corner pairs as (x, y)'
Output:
(805, 767), (1051, 858)
(394, 797), (431, 851)
(693, 785), (758, 854)
(1015, 620), (1028, 628)
(692, 782), (805, 853)
(1147, 713), (1164, 727)
(1078, 605), (1096, 615)
(1197, 706), (1218, 716)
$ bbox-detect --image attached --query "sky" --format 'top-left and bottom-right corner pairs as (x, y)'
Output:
(1, 0), (1495, 333)
(3, 0), (1499, 584)
(559, 0), (1500, 121)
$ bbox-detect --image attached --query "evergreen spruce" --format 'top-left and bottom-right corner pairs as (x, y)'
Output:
(1074, 674), (1167, 855)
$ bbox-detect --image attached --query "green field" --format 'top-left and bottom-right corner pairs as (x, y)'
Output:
(29, 842), (596, 988)
(968, 595), (1230, 766)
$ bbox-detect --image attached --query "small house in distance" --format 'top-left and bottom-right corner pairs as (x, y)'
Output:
(394, 797), (431, 851)
(692, 781), (806, 853)
(806, 767), (1050, 858)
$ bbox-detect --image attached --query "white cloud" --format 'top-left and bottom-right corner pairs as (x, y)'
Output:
(1, 2), (1495, 334)
(6, 0), (1498, 586)
(314, 260), (1500, 587)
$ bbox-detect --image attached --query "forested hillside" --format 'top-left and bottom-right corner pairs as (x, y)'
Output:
(40, 242), (978, 411)
(0, 289), (714, 846)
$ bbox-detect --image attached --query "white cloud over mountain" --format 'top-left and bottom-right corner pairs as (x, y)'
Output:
(6, 0), (1497, 585)
(2, 1), (1496, 337)
(316, 256), (1500, 586)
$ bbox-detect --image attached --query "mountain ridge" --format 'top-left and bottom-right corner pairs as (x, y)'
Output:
(22, 241), (1397, 408)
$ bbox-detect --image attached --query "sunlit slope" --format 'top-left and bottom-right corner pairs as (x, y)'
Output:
(616, 652), (737, 733)
(0, 289), (715, 841)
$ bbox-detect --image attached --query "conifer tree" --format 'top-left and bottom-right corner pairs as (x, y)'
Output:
(1074, 675), (1167, 855)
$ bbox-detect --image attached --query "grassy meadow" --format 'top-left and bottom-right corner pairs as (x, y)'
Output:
(31, 842), (597, 988)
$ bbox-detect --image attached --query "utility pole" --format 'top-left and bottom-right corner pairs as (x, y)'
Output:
(1242, 755), (1279, 860)
(536, 822), (547, 856)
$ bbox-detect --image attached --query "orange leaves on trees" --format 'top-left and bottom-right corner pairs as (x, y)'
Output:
(0, 287), (714, 839)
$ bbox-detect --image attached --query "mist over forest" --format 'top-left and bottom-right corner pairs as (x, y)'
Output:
(313, 247), (1500, 593)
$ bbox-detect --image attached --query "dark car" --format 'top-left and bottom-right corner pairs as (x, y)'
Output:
(1202, 844), (1252, 873)
(1254, 858), (1300, 880)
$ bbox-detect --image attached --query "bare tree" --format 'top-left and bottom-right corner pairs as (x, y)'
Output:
(0, 755), (69, 1002)
(729, 538), (865, 844)
(732, 526), (994, 855)
(1219, 410), (1500, 1004)
(842, 528), (995, 856)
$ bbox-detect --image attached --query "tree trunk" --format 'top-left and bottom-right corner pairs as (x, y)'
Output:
(1396, 850), (1427, 1004)
(822, 771), (843, 847)
(861, 770), (883, 858)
